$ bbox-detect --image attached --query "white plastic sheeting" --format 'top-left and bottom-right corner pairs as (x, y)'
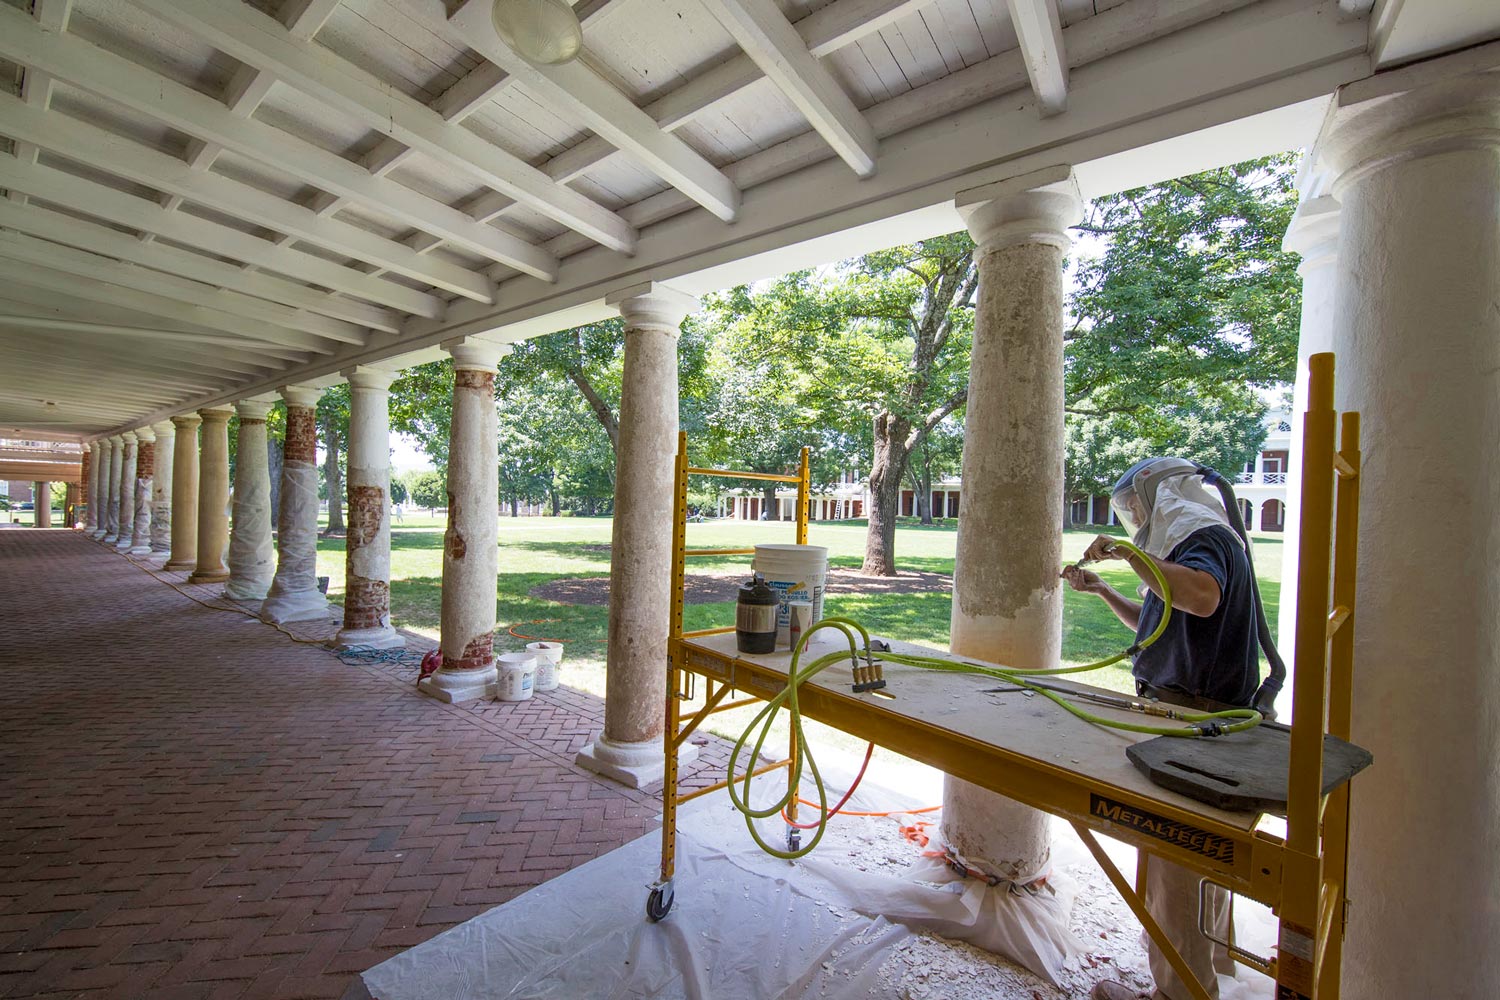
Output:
(261, 461), (329, 622)
(348, 772), (1277, 1000)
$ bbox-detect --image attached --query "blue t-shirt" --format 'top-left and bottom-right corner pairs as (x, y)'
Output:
(1132, 524), (1259, 707)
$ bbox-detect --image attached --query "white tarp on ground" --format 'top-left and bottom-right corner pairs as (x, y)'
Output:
(349, 766), (1276, 1000)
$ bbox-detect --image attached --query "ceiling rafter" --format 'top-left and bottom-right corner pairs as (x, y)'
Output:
(0, 345), (241, 394)
(446, 0), (741, 223)
(131, 0), (638, 253)
(1006, 0), (1070, 115)
(0, 256), (339, 356)
(0, 323), (284, 380)
(0, 198), (401, 334)
(0, 157), (445, 318)
(145, 0), (341, 246)
(0, 7), (558, 284)
(8, 0), (73, 205)
(0, 316), (305, 368)
(698, 0), (878, 177)
(0, 231), (359, 349)
(0, 89), (494, 303)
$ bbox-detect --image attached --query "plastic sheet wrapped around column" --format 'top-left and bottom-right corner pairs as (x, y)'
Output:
(225, 412), (275, 600)
(261, 456), (329, 623)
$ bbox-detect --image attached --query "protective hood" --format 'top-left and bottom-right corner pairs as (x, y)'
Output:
(1111, 457), (1240, 559)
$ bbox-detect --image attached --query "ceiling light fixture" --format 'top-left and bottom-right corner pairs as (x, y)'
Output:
(491, 0), (582, 65)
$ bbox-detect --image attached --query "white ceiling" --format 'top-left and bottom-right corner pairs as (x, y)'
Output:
(0, 0), (1492, 439)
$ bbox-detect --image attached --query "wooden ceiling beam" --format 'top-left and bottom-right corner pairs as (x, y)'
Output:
(0, 316), (303, 368)
(132, 0), (637, 253)
(0, 322), (289, 379)
(1005, 0), (1070, 115)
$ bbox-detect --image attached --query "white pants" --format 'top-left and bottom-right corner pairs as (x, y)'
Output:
(1143, 854), (1235, 1000)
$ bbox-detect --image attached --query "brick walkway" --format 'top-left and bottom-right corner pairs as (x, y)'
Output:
(0, 529), (730, 1000)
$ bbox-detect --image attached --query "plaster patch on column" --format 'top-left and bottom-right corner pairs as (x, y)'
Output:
(444, 490), (466, 560)
(347, 484), (384, 549)
(444, 633), (494, 671)
(344, 575), (390, 630)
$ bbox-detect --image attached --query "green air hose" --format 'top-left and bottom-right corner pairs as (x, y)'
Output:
(724, 537), (1262, 859)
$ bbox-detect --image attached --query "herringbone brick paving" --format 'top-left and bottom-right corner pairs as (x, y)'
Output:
(0, 529), (734, 999)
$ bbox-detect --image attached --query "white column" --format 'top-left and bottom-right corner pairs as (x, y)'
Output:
(225, 397), (277, 600)
(336, 367), (403, 649)
(114, 431), (138, 551)
(166, 413), (201, 571)
(577, 282), (700, 787)
(261, 386), (331, 623)
(84, 442), (100, 534)
(102, 436), (123, 541)
(945, 167), (1081, 883)
(129, 425), (155, 554)
(1318, 70), (1500, 998)
(422, 340), (508, 703)
(150, 419), (175, 553)
(188, 407), (233, 585)
(1277, 196), (1341, 681)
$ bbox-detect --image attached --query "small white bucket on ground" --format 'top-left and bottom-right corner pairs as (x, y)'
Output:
(526, 641), (564, 692)
(752, 543), (828, 647)
(496, 652), (536, 702)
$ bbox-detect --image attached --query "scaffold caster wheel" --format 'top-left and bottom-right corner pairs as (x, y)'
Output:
(786, 829), (801, 853)
(646, 882), (674, 922)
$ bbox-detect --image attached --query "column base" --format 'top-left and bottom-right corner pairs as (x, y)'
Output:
(129, 543), (153, 555)
(164, 558), (196, 571)
(259, 589), (332, 624)
(418, 666), (497, 704)
(114, 538), (134, 551)
(91, 530), (107, 540)
(188, 568), (230, 584)
(575, 737), (698, 789)
(336, 624), (404, 650)
(102, 533), (117, 543)
(223, 578), (272, 601)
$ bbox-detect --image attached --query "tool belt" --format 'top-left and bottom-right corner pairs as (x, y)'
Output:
(1136, 681), (1247, 715)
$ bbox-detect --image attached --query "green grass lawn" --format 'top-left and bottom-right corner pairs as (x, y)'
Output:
(313, 512), (1283, 702)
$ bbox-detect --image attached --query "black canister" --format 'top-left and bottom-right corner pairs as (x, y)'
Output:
(736, 573), (779, 654)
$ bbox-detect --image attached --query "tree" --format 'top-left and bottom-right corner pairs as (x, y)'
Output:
(408, 470), (445, 512)
(389, 474), (409, 506)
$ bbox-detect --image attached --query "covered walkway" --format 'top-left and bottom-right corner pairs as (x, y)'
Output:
(0, 529), (673, 999)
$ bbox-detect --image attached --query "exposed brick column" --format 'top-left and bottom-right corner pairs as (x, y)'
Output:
(577, 282), (699, 788)
(188, 407), (233, 585)
(150, 420), (175, 553)
(421, 340), (507, 703)
(261, 385), (331, 623)
(102, 435), (123, 542)
(165, 413), (201, 571)
(129, 425), (155, 555)
(114, 431), (138, 551)
(336, 367), (403, 650)
(224, 398), (277, 600)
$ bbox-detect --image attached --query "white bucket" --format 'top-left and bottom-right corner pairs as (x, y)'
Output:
(526, 641), (564, 692)
(752, 543), (828, 646)
(496, 652), (536, 701)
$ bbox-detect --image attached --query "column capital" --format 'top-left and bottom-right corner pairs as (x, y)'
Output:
(150, 419), (175, 438)
(134, 425), (156, 444)
(442, 337), (510, 370)
(606, 281), (699, 332)
(198, 406), (234, 424)
(120, 430), (138, 444)
(1282, 194), (1342, 274)
(278, 384), (323, 409)
(1316, 69), (1500, 194)
(956, 164), (1082, 251)
(342, 365), (396, 392)
(234, 397), (276, 421)
(172, 412), (203, 430)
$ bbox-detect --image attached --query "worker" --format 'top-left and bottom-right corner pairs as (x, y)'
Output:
(1062, 456), (1260, 1000)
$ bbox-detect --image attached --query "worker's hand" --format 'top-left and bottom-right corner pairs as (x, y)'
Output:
(1061, 564), (1106, 594)
(1083, 535), (1127, 563)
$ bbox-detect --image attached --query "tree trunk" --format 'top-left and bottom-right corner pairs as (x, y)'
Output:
(760, 483), (779, 520)
(550, 486), (560, 516)
(267, 434), (283, 529)
(1061, 492), (1074, 530)
(323, 424), (345, 536)
(510, 496), (519, 518)
(862, 412), (910, 576)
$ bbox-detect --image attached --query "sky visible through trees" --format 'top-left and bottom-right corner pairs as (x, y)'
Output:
(281, 154), (1303, 573)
